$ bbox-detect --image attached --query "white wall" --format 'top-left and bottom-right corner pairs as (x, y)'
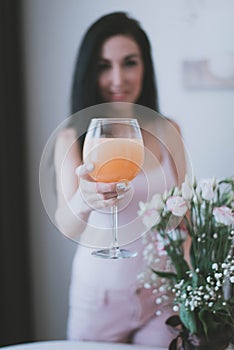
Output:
(22, 0), (234, 340)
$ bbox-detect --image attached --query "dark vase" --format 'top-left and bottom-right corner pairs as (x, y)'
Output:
(179, 334), (231, 350)
(166, 315), (233, 350)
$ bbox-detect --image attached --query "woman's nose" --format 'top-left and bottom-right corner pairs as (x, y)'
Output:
(111, 66), (124, 87)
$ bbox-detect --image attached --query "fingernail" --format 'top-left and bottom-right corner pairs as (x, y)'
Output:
(117, 194), (125, 199)
(116, 182), (128, 191)
(86, 163), (94, 171)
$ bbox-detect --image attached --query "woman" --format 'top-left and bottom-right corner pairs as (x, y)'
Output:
(54, 12), (187, 347)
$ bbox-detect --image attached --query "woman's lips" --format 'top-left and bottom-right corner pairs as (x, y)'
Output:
(110, 92), (127, 101)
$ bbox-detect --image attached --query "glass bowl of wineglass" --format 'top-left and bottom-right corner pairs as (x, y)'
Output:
(83, 117), (144, 259)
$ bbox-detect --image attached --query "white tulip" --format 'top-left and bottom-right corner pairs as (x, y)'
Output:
(197, 178), (216, 201)
(150, 193), (164, 211)
(181, 180), (193, 200)
(166, 196), (188, 217)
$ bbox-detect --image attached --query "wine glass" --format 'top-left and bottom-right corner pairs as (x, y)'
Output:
(83, 118), (144, 259)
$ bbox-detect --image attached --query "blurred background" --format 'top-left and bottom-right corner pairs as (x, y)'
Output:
(1, 0), (234, 346)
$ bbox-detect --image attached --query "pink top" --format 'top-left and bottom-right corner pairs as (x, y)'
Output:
(69, 143), (177, 299)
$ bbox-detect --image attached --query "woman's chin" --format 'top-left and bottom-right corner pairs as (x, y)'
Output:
(107, 101), (135, 116)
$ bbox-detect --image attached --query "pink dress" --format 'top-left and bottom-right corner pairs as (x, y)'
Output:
(67, 144), (177, 347)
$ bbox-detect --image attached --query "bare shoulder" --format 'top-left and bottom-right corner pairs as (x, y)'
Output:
(167, 118), (181, 133)
(159, 117), (185, 153)
(161, 117), (186, 185)
(143, 116), (183, 145)
(55, 127), (77, 146)
(160, 116), (182, 136)
(54, 127), (81, 166)
(54, 127), (79, 155)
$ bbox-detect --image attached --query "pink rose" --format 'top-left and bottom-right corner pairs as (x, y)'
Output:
(166, 196), (188, 217)
(213, 206), (234, 226)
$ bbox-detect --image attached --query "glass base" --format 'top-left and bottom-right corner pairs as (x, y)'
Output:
(91, 247), (137, 259)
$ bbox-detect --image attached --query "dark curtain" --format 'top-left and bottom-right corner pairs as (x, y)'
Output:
(0, 0), (34, 346)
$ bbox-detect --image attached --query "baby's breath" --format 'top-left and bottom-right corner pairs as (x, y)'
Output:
(139, 176), (234, 338)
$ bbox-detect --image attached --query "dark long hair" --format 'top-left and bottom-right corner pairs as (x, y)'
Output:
(68, 12), (159, 152)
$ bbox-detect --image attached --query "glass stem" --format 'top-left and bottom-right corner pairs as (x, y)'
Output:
(111, 204), (119, 251)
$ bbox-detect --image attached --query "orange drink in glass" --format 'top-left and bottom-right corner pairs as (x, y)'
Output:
(83, 118), (144, 259)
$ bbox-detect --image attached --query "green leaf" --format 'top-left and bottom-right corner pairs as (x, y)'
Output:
(198, 309), (210, 336)
(164, 245), (190, 279)
(179, 304), (198, 334)
(151, 268), (177, 281)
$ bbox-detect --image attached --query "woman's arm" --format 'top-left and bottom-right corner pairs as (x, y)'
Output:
(54, 128), (91, 238)
(162, 118), (187, 187)
(163, 119), (191, 263)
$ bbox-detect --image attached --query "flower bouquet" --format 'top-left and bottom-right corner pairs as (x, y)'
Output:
(138, 176), (234, 350)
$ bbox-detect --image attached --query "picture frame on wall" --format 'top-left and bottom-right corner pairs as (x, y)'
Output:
(182, 54), (234, 89)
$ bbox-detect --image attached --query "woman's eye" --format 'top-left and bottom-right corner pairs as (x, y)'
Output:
(98, 62), (110, 71)
(125, 60), (138, 67)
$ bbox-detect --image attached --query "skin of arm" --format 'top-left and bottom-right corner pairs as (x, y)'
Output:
(162, 119), (192, 264)
(54, 128), (90, 238)
(163, 119), (187, 187)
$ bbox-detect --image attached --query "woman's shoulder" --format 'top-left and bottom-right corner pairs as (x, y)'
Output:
(158, 115), (186, 185)
(54, 127), (80, 165)
(145, 115), (182, 143)
(55, 127), (78, 150)
(56, 127), (77, 141)
(158, 115), (182, 135)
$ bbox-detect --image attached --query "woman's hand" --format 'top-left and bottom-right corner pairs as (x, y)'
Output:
(75, 163), (130, 211)
(55, 160), (130, 239)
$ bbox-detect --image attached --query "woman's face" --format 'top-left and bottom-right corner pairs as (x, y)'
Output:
(97, 35), (144, 104)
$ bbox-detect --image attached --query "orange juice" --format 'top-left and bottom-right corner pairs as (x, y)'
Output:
(83, 138), (144, 182)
